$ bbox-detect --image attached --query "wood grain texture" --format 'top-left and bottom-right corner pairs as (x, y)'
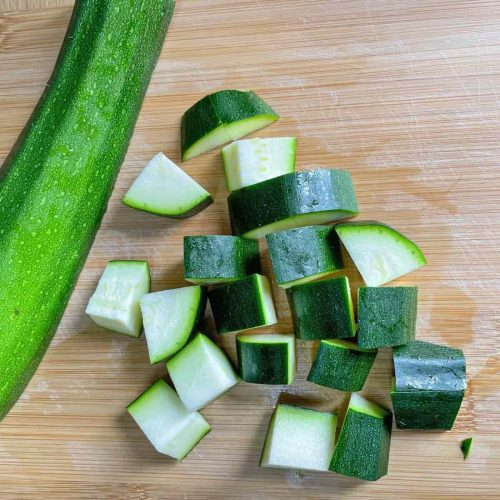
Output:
(0, 0), (499, 498)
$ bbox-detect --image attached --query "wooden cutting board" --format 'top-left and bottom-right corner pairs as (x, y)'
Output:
(0, 0), (499, 498)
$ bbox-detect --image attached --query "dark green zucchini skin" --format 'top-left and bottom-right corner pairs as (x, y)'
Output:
(184, 235), (261, 283)
(358, 287), (418, 348)
(391, 390), (464, 430)
(330, 406), (392, 481)
(307, 340), (376, 392)
(236, 339), (291, 385)
(266, 225), (343, 287)
(228, 169), (359, 238)
(287, 276), (355, 340)
(0, 0), (175, 420)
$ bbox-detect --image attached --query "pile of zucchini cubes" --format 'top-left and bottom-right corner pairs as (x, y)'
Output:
(86, 90), (467, 479)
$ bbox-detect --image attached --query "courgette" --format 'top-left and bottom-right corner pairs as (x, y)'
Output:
(461, 437), (473, 459)
(166, 333), (239, 411)
(221, 137), (296, 191)
(85, 260), (150, 338)
(329, 393), (392, 481)
(0, 0), (175, 420)
(287, 276), (356, 340)
(127, 379), (210, 460)
(184, 235), (261, 285)
(266, 225), (344, 288)
(228, 169), (359, 239)
(236, 333), (295, 385)
(181, 90), (279, 161)
(335, 221), (426, 287)
(357, 286), (418, 349)
(307, 339), (376, 392)
(260, 404), (337, 472)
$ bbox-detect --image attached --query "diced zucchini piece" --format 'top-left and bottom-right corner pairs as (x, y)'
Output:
(184, 235), (261, 285)
(221, 137), (296, 191)
(330, 393), (392, 481)
(461, 437), (473, 459)
(127, 379), (210, 461)
(393, 340), (466, 392)
(266, 225), (344, 288)
(86, 260), (150, 338)
(140, 286), (206, 364)
(123, 153), (213, 218)
(166, 333), (239, 411)
(357, 286), (418, 349)
(287, 276), (356, 340)
(228, 169), (359, 239)
(236, 333), (295, 385)
(260, 404), (337, 472)
(307, 339), (377, 392)
(208, 274), (277, 334)
(335, 221), (426, 287)
(181, 90), (279, 161)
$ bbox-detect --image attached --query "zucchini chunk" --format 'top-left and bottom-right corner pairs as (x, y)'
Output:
(236, 333), (295, 385)
(461, 437), (473, 459)
(228, 169), (359, 239)
(140, 286), (206, 363)
(357, 286), (418, 348)
(335, 221), (426, 287)
(260, 404), (337, 472)
(184, 235), (261, 285)
(127, 379), (210, 461)
(208, 274), (277, 334)
(123, 153), (213, 218)
(181, 90), (279, 161)
(221, 137), (296, 191)
(266, 225), (344, 288)
(287, 276), (356, 340)
(86, 260), (150, 338)
(307, 339), (376, 392)
(166, 333), (239, 411)
(329, 393), (392, 481)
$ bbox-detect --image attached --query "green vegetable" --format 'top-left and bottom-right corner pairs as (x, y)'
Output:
(184, 235), (261, 285)
(236, 334), (295, 385)
(140, 286), (206, 363)
(0, 0), (175, 420)
(228, 169), (359, 239)
(461, 437), (473, 459)
(335, 221), (426, 287)
(260, 404), (337, 472)
(85, 260), (150, 338)
(266, 225), (344, 288)
(208, 274), (277, 334)
(357, 286), (418, 349)
(127, 379), (210, 461)
(181, 90), (279, 161)
(287, 276), (356, 340)
(221, 137), (296, 191)
(123, 153), (212, 218)
(391, 340), (466, 429)
(393, 340), (466, 392)
(330, 393), (392, 481)
(307, 339), (377, 392)
(166, 333), (239, 411)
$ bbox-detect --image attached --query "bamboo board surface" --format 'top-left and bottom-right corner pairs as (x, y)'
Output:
(0, 0), (499, 498)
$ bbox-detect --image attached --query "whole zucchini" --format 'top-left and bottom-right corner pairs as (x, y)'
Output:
(0, 0), (175, 420)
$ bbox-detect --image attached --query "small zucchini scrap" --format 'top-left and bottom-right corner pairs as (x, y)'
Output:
(208, 274), (277, 334)
(392, 340), (467, 430)
(236, 333), (295, 385)
(461, 437), (473, 460)
(307, 339), (377, 392)
(287, 276), (356, 340)
(329, 393), (392, 481)
(357, 286), (418, 349)
(260, 404), (337, 472)
(266, 225), (344, 288)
